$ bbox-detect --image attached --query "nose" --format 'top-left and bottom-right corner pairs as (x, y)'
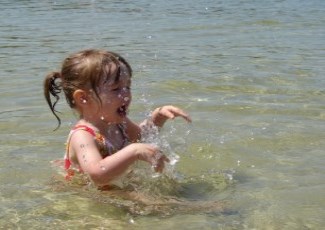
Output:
(120, 87), (131, 102)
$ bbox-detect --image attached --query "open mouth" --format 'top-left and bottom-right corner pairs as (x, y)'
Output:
(117, 104), (128, 117)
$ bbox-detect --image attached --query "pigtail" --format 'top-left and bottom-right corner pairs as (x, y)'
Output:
(43, 72), (62, 130)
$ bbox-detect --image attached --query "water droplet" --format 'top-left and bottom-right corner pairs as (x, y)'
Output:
(100, 116), (104, 120)
(225, 173), (233, 181)
(100, 166), (106, 171)
(185, 129), (191, 135)
(169, 155), (179, 165)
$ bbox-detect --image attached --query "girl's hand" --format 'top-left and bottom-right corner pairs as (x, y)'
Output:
(151, 105), (192, 127)
(130, 143), (169, 172)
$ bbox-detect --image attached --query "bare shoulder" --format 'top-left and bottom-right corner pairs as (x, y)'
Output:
(68, 128), (100, 163)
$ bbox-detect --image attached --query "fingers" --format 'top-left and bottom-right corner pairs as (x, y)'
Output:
(148, 148), (169, 173)
(134, 143), (170, 173)
(171, 107), (192, 122)
(158, 105), (192, 123)
(153, 155), (169, 173)
(160, 154), (170, 163)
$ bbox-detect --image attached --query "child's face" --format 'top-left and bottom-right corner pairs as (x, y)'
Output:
(95, 62), (132, 123)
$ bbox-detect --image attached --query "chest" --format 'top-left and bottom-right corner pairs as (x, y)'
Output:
(97, 125), (129, 157)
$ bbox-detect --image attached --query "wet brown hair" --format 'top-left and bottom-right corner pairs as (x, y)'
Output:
(43, 49), (132, 130)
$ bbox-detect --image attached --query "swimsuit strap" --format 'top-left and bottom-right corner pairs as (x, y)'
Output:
(72, 125), (97, 136)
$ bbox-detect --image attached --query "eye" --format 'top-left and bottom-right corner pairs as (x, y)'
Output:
(111, 87), (120, 91)
(109, 84), (121, 91)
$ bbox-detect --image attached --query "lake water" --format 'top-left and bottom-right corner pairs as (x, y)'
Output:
(0, 0), (324, 229)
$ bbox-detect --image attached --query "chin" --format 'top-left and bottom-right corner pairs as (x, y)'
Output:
(115, 114), (127, 123)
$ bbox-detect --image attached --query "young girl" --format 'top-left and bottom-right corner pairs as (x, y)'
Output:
(44, 49), (191, 187)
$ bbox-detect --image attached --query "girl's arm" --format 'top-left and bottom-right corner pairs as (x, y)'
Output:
(124, 106), (191, 142)
(70, 130), (165, 185)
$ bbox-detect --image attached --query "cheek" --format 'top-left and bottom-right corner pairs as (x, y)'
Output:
(102, 96), (113, 104)
(97, 93), (112, 106)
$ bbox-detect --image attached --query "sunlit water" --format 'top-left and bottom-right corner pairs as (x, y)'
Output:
(0, 0), (324, 229)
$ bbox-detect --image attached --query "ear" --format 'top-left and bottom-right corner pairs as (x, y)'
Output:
(73, 89), (88, 107)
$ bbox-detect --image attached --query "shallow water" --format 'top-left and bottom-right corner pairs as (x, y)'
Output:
(1, 0), (324, 229)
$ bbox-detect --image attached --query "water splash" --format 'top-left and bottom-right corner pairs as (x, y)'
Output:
(140, 119), (188, 177)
